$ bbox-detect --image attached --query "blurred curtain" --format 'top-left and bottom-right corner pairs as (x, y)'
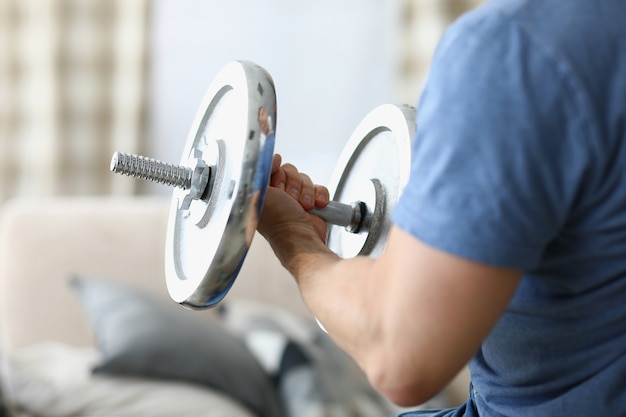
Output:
(397, 0), (484, 105)
(0, 0), (149, 202)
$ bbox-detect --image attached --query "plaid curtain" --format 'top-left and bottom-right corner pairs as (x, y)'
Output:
(0, 0), (149, 202)
(396, 0), (485, 106)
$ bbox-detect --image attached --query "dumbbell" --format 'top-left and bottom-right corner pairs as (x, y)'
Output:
(110, 61), (415, 310)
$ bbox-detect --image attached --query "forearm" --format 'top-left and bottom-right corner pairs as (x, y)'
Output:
(262, 222), (385, 371)
(264, 221), (446, 403)
(292, 249), (385, 366)
(280, 236), (445, 406)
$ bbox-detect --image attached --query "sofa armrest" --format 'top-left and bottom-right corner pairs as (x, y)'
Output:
(0, 197), (308, 351)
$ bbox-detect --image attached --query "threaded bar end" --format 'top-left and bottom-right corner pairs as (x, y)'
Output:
(110, 152), (192, 190)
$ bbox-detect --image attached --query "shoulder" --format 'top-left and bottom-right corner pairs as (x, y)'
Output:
(394, 1), (608, 269)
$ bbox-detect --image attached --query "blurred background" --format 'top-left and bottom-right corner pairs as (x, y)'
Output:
(0, 0), (483, 203)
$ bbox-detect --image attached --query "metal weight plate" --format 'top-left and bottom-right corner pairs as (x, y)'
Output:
(165, 61), (277, 309)
(325, 104), (416, 259)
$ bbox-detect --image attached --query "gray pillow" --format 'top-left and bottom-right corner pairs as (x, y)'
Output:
(70, 277), (284, 417)
(219, 300), (399, 417)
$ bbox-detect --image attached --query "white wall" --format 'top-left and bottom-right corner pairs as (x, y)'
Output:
(146, 0), (401, 193)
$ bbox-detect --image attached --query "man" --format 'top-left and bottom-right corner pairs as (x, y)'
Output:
(258, 0), (626, 415)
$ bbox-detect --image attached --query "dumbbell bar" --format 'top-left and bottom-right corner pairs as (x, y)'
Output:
(110, 151), (369, 233)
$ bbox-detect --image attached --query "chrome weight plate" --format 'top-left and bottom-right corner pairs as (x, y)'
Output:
(325, 104), (416, 258)
(165, 61), (276, 309)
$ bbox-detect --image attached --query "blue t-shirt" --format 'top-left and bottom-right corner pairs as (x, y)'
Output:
(393, 0), (626, 416)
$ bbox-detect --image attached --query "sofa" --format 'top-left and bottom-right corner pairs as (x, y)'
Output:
(0, 196), (468, 416)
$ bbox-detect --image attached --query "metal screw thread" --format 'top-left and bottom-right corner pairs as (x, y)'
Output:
(110, 151), (192, 190)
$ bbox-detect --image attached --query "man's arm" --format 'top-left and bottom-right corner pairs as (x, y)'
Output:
(258, 157), (521, 406)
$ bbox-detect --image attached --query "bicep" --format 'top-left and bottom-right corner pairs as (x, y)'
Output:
(372, 226), (521, 404)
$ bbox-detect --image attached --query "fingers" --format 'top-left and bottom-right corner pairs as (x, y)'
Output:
(270, 154), (286, 190)
(314, 185), (330, 207)
(268, 154), (330, 211)
(283, 163), (315, 210)
(271, 154), (282, 174)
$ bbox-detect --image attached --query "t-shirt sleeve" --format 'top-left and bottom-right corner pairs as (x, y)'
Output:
(393, 11), (592, 270)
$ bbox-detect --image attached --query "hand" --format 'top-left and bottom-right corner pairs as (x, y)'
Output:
(258, 154), (330, 255)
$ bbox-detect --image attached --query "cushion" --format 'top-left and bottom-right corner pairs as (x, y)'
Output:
(70, 277), (284, 417)
(219, 300), (403, 417)
(1, 342), (256, 417)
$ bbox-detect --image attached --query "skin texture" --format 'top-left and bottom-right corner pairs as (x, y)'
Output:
(258, 154), (522, 406)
